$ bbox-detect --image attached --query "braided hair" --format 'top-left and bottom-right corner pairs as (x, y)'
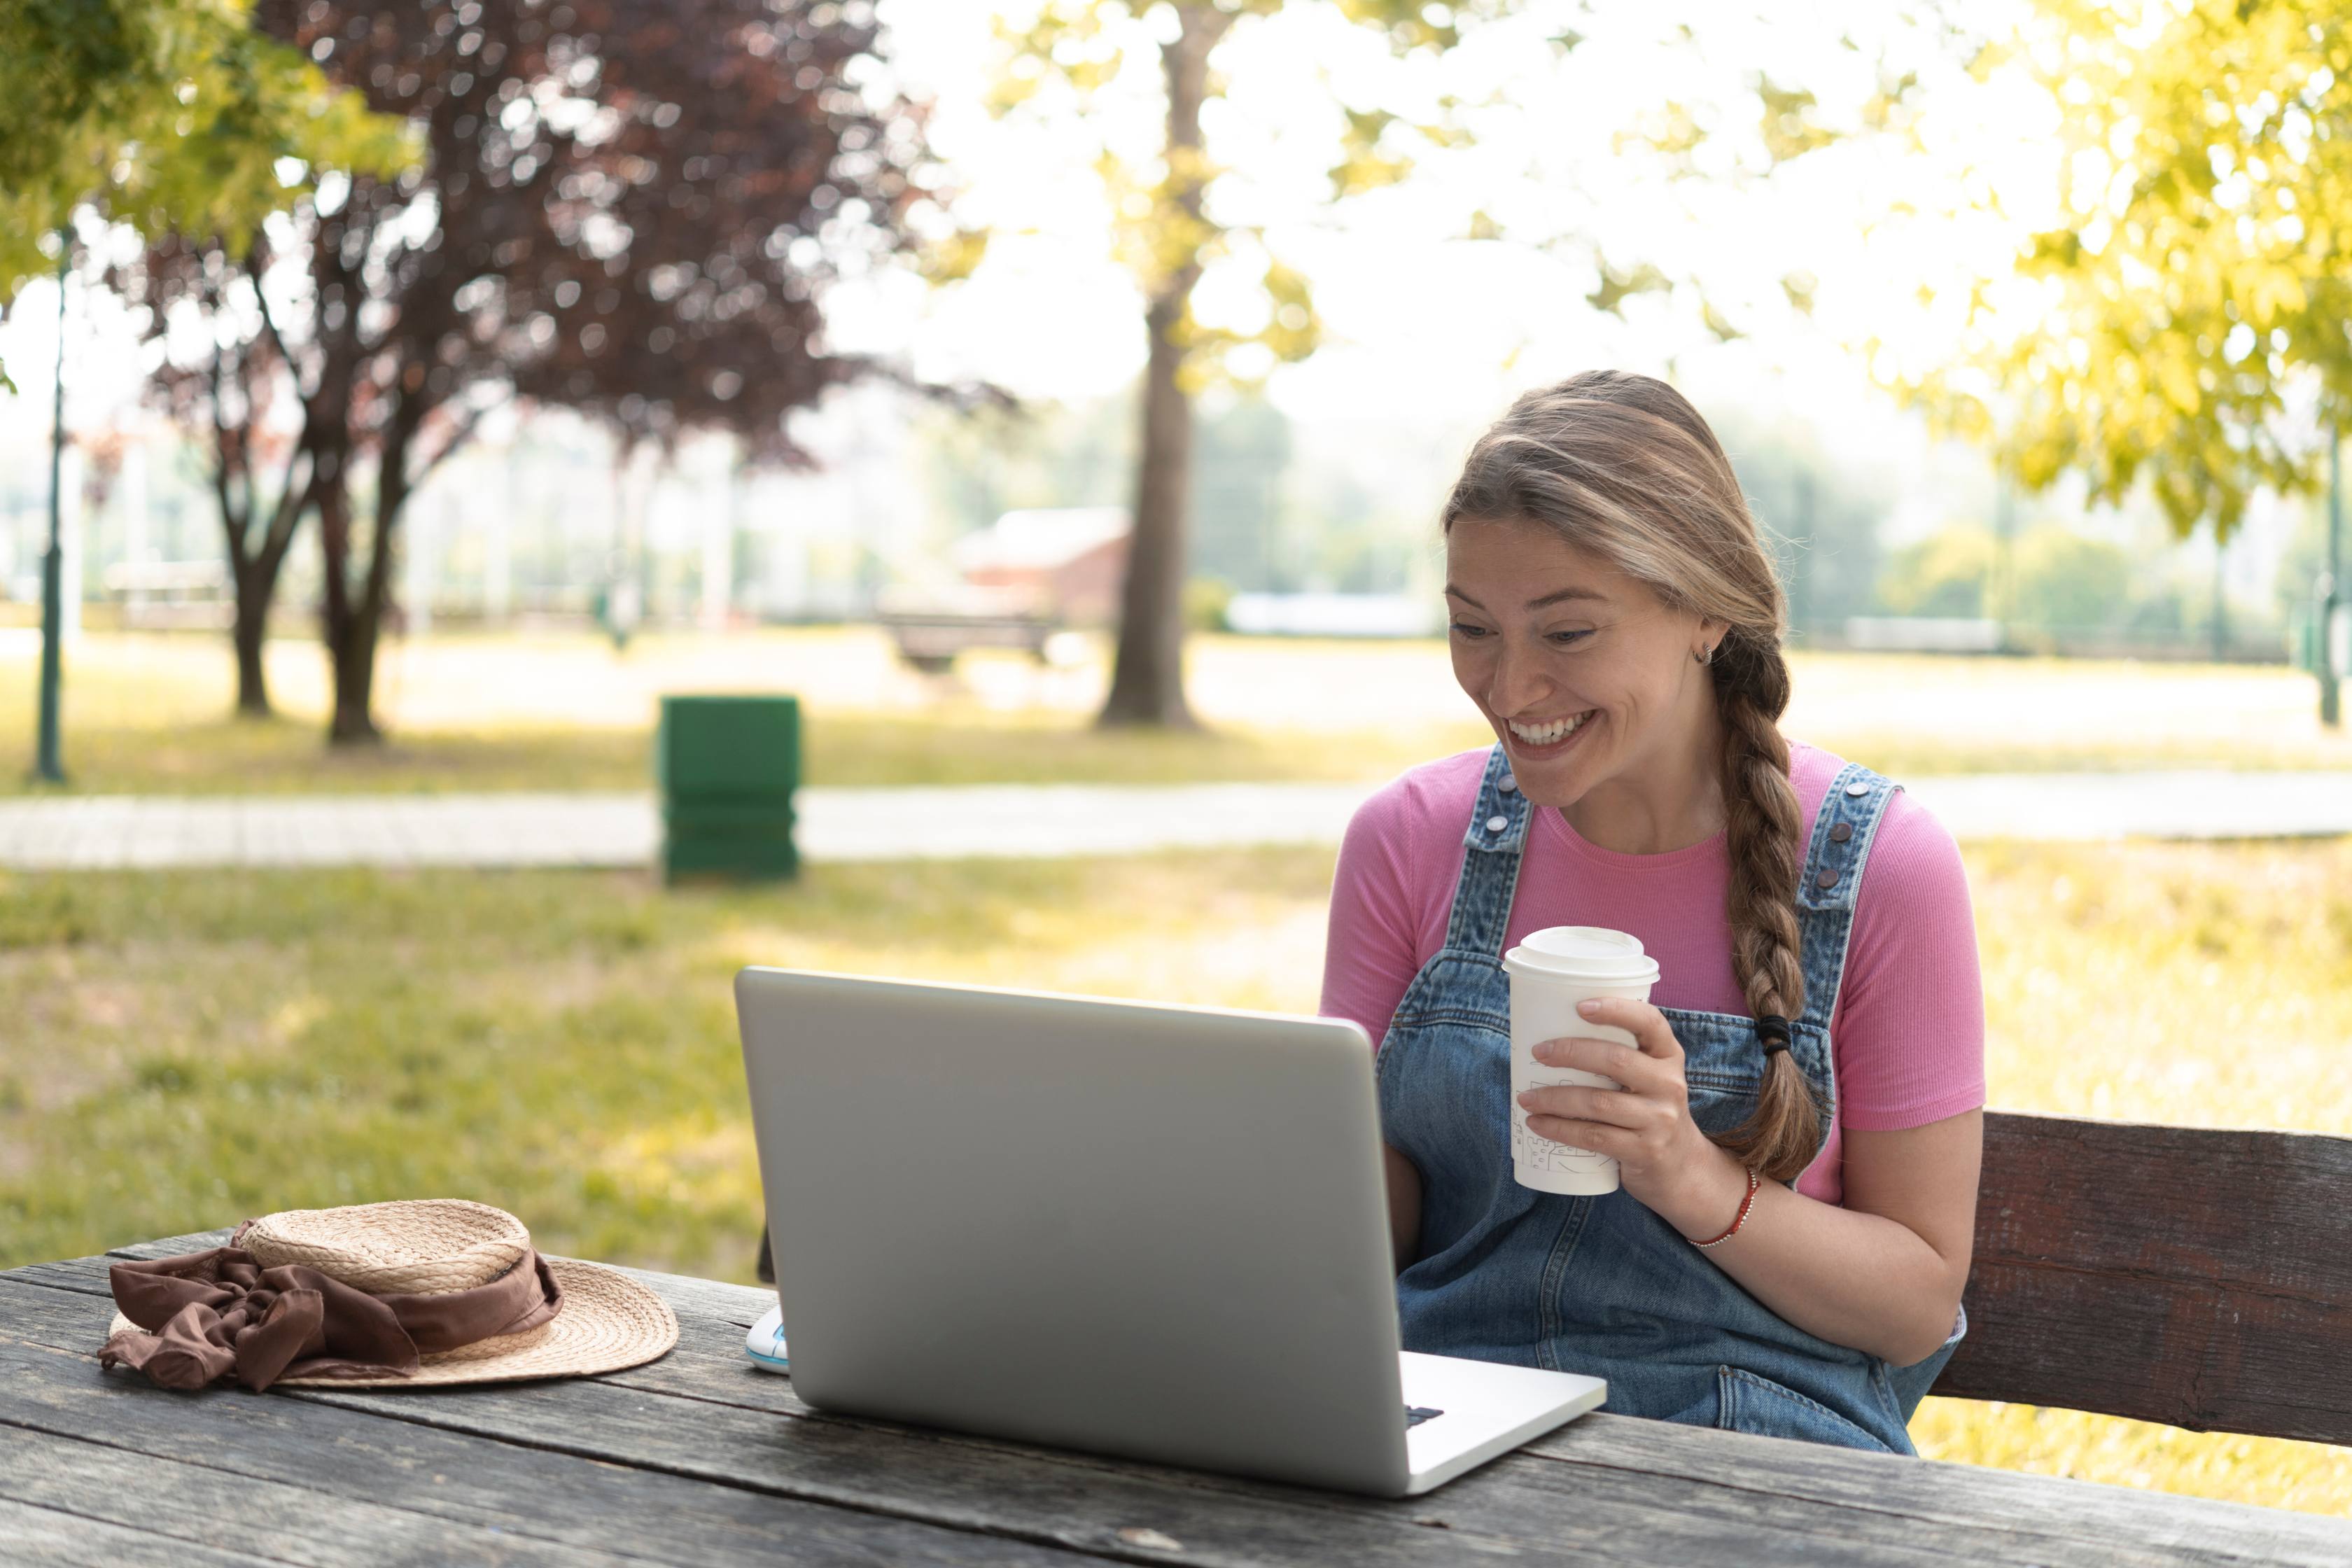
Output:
(1442, 370), (1820, 1182)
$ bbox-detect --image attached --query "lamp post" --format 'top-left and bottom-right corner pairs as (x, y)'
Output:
(34, 238), (68, 784)
(2325, 428), (2343, 729)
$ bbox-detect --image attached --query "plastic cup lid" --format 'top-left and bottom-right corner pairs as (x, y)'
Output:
(1503, 925), (1661, 984)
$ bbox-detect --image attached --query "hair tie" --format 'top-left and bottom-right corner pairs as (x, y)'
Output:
(1754, 1014), (1793, 1056)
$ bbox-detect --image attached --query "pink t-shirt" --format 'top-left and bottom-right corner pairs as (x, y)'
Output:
(1318, 741), (1985, 1205)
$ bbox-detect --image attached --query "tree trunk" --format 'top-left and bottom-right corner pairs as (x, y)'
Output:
(323, 424), (415, 748)
(232, 582), (272, 717)
(1100, 300), (1198, 727)
(328, 612), (381, 745)
(316, 449), (384, 748)
(1097, 6), (1228, 731)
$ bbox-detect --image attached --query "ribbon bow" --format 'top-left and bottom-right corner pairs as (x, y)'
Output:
(99, 1240), (562, 1392)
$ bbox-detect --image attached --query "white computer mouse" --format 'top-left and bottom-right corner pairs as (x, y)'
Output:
(744, 1303), (789, 1373)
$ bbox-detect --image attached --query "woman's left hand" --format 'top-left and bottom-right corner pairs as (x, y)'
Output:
(1518, 995), (1751, 1240)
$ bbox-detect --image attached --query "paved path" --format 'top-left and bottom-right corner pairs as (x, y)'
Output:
(0, 772), (2347, 869)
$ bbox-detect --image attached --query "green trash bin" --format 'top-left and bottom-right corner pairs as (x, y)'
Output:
(657, 694), (800, 882)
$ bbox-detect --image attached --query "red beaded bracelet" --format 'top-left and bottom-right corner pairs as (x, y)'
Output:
(1690, 1167), (1762, 1250)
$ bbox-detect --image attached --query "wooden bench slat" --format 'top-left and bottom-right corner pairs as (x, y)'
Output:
(1932, 1111), (2352, 1444)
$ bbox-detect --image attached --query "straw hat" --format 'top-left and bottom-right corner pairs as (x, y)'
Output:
(106, 1200), (677, 1389)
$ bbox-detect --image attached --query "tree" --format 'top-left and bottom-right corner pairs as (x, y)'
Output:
(120, 0), (949, 741)
(0, 0), (401, 331)
(1882, 0), (2352, 707)
(0, 0), (403, 764)
(994, 1), (1476, 728)
(994, 1), (1873, 727)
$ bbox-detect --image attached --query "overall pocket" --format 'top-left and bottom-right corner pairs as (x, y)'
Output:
(1714, 1366), (1896, 1454)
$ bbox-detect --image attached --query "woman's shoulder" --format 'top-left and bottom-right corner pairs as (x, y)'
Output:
(1345, 752), (1486, 869)
(1348, 746), (1495, 837)
(1786, 739), (1966, 897)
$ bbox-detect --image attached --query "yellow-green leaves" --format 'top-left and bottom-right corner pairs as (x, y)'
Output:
(1888, 0), (2352, 541)
(0, 0), (411, 300)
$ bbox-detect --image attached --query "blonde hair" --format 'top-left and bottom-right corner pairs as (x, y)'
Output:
(1443, 370), (1819, 1182)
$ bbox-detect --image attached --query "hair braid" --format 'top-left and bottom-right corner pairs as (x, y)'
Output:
(1708, 631), (1822, 1182)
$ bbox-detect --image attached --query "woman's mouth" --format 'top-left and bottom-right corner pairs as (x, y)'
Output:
(1502, 710), (1596, 760)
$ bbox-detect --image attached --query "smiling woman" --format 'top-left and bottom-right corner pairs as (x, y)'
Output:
(1323, 370), (1986, 1454)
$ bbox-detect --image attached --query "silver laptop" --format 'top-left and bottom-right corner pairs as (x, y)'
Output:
(734, 967), (1606, 1496)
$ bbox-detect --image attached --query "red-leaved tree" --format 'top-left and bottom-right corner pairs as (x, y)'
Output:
(122, 0), (946, 737)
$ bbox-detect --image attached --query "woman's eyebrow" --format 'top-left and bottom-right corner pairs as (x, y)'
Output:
(1443, 584), (1609, 611)
(1523, 587), (1608, 610)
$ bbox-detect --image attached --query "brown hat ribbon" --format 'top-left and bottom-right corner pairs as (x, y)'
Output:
(99, 1233), (563, 1392)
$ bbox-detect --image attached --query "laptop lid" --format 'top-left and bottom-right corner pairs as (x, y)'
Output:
(736, 967), (1411, 1494)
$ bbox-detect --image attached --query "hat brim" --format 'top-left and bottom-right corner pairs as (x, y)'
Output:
(108, 1256), (678, 1390)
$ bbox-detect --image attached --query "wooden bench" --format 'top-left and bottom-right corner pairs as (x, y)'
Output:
(1932, 1110), (2352, 1445)
(878, 609), (1058, 673)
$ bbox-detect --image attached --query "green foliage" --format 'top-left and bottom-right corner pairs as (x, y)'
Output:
(1182, 575), (1235, 631)
(0, 0), (410, 298)
(1887, 0), (2352, 540)
(1880, 526), (1996, 617)
(2012, 526), (2132, 629)
(1880, 522), (2147, 630)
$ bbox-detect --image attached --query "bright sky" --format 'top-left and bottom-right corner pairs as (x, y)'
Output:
(838, 0), (2057, 444)
(0, 0), (2300, 596)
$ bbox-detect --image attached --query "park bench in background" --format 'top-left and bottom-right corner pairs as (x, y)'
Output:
(1933, 1110), (2352, 1446)
(878, 606), (1058, 673)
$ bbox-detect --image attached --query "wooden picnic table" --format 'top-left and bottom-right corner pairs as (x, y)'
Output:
(6, 1230), (2347, 1567)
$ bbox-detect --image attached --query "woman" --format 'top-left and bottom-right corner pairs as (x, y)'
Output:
(1320, 371), (1984, 1452)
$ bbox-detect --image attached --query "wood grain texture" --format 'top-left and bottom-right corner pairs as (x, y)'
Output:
(18, 1251), (2351, 1568)
(0, 1280), (1116, 1567)
(0, 1422), (651, 1568)
(0, 1497), (287, 1568)
(11, 1227), (2351, 1567)
(1933, 1111), (2352, 1443)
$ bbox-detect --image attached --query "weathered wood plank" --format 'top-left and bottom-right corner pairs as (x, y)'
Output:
(0, 1288), (1120, 1567)
(0, 1495), (287, 1568)
(1935, 1112), (2352, 1443)
(14, 1261), (2334, 1568)
(0, 1422), (647, 1567)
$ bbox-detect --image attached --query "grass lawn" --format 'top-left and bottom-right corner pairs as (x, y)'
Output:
(5, 839), (2351, 1513)
(3, 627), (2348, 793)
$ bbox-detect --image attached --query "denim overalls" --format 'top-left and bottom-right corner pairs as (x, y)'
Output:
(1376, 745), (1962, 1452)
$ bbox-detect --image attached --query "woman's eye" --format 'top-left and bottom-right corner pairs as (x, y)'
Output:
(1448, 622), (1490, 638)
(1548, 629), (1594, 646)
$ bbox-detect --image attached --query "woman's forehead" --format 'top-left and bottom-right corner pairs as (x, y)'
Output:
(1446, 519), (1625, 599)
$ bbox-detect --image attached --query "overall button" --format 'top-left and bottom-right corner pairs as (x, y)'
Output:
(1816, 867), (1840, 889)
(1829, 822), (1853, 843)
(1844, 780), (1871, 797)
(1485, 815), (1511, 834)
(1498, 774), (1518, 792)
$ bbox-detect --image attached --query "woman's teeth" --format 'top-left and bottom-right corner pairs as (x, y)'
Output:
(1507, 713), (1589, 746)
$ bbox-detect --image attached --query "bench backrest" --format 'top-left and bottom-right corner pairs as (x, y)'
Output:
(1930, 1110), (2352, 1445)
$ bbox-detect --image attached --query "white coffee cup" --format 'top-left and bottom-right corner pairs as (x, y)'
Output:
(1501, 925), (1662, 1195)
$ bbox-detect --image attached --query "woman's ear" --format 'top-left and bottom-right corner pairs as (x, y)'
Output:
(1693, 615), (1730, 662)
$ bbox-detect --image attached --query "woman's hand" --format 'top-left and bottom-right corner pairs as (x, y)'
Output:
(1517, 995), (1751, 1240)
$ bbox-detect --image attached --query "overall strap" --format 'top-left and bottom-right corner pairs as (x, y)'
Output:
(1792, 762), (1903, 1035)
(1440, 745), (1532, 958)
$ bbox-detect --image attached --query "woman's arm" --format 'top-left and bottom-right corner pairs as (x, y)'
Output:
(1382, 1144), (1423, 1269)
(1520, 997), (1980, 1365)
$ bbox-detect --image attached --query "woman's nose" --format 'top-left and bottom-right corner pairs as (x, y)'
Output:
(1486, 638), (1552, 715)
